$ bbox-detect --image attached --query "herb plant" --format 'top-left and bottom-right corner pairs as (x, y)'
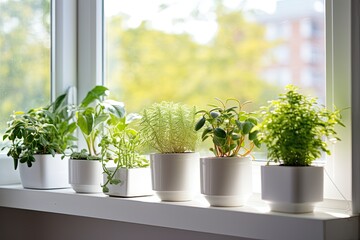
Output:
(258, 85), (344, 166)
(195, 98), (260, 157)
(3, 93), (77, 169)
(100, 113), (149, 193)
(71, 86), (125, 160)
(140, 101), (198, 153)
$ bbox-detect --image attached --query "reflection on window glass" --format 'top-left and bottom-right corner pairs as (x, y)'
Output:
(0, 0), (51, 139)
(104, 0), (325, 156)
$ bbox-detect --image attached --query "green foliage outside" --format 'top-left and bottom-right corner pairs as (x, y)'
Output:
(0, 0), (51, 139)
(258, 85), (344, 166)
(105, 3), (280, 114)
(195, 98), (260, 157)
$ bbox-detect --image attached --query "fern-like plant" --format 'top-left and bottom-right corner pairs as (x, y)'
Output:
(140, 101), (198, 153)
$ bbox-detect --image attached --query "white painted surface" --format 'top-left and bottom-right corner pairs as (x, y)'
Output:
(0, 185), (357, 240)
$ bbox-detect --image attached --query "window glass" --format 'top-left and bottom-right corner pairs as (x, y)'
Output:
(104, 0), (325, 153)
(0, 0), (51, 143)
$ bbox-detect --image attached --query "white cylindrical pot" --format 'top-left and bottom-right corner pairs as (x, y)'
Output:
(261, 165), (324, 213)
(19, 154), (70, 189)
(103, 167), (152, 197)
(201, 156), (252, 207)
(69, 159), (103, 193)
(151, 152), (200, 201)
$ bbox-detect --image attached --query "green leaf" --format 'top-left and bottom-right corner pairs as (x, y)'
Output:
(235, 120), (243, 130)
(53, 93), (66, 112)
(210, 111), (220, 118)
(213, 136), (226, 146)
(102, 186), (109, 193)
(242, 121), (254, 134)
(231, 133), (240, 140)
(110, 179), (121, 185)
(81, 86), (109, 107)
(253, 139), (261, 148)
(77, 111), (94, 136)
(249, 130), (258, 141)
(201, 127), (212, 140)
(195, 116), (206, 131)
(214, 128), (226, 138)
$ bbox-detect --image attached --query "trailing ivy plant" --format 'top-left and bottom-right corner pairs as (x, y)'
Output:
(140, 101), (198, 153)
(100, 113), (149, 193)
(2, 93), (77, 169)
(71, 86), (125, 160)
(258, 85), (344, 166)
(195, 98), (260, 157)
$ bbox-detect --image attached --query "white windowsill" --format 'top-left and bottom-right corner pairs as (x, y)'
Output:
(0, 184), (358, 240)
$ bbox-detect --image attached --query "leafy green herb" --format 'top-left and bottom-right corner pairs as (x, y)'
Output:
(195, 98), (260, 157)
(100, 112), (149, 193)
(2, 93), (77, 169)
(71, 86), (125, 159)
(258, 85), (344, 166)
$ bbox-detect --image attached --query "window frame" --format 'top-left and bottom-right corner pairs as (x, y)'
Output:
(11, 0), (355, 214)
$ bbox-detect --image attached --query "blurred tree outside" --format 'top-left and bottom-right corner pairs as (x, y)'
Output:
(0, 0), (51, 140)
(105, 1), (281, 114)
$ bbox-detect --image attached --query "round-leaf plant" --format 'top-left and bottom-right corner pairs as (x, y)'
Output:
(258, 85), (344, 166)
(195, 98), (260, 157)
(140, 101), (198, 153)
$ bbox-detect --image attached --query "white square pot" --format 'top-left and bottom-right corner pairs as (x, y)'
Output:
(103, 167), (152, 197)
(19, 154), (70, 189)
(261, 165), (324, 213)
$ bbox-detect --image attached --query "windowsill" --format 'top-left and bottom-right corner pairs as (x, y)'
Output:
(0, 184), (358, 240)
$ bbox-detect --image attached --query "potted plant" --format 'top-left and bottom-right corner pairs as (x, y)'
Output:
(195, 98), (260, 207)
(258, 85), (344, 213)
(140, 101), (199, 201)
(69, 86), (125, 193)
(2, 93), (77, 189)
(100, 111), (151, 197)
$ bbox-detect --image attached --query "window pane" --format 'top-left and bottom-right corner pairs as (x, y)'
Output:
(104, 0), (325, 154)
(0, 0), (51, 140)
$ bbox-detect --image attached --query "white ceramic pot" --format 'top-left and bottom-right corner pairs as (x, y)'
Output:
(69, 159), (103, 193)
(200, 156), (252, 207)
(151, 152), (200, 201)
(0, 155), (20, 185)
(261, 165), (324, 213)
(19, 154), (70, 189)
(103, 167), (152, 197)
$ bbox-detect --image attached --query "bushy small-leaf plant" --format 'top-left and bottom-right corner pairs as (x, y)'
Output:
(195, 98), (260, 157)
(140, 101), (198, 153)
(100, 113), (149, 193)
(3, 93), (77, 169)
(71, 86), (125, 160)
(258, 85), (344, 166)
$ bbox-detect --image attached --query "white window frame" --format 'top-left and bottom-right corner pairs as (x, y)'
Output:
(49, 0), (360, 215)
